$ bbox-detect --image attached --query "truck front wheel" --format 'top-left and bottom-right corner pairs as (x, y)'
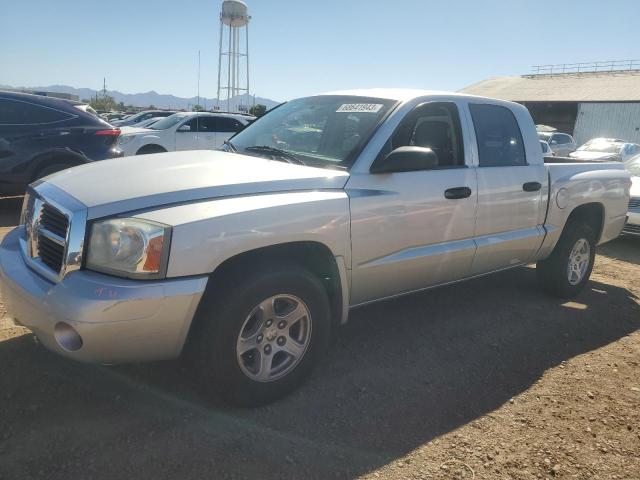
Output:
(536, 221), (596, 298)
(192, 264), (331, 407)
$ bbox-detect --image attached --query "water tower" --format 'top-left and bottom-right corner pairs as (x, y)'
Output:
(217, 0), (251, 112)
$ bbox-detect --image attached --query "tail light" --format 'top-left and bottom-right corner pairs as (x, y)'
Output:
(95, 129), (121, 137)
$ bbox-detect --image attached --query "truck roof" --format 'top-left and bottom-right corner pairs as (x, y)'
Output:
(319, 88), (483, 102)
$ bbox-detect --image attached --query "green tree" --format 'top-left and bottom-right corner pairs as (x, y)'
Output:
(192, 104), (204, 112)
(89, 94), (117, 112)
(249, 104), (267, 117)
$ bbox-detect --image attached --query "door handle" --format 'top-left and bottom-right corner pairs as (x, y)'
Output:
(523, 182), (542, 192)
(444, 187), (472, 200)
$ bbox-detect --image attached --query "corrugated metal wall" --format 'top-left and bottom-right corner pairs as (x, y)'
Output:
(574, 102), (640, 145)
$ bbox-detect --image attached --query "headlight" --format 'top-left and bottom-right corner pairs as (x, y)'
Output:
(86, 218), (171, 279)
(118, 135), (136, 146)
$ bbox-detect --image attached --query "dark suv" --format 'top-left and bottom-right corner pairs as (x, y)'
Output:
(0, 91), (123, 196)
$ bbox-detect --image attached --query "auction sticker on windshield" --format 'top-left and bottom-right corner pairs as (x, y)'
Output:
(336, 104), (383, 113)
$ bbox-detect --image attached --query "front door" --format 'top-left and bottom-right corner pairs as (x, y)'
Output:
(174, 118), (200, 151)
(195, 116), (219, 150)
(467, 102), (546, 274)
(348, 101), (478, 306)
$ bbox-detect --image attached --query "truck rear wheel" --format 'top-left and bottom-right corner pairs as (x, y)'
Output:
(536, 221), (596, 298)
(192, 264), (331, 407)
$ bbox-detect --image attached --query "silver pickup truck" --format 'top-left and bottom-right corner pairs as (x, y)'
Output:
(0, 90), (631, 406)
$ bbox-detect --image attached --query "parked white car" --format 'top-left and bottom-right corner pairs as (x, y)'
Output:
(570, 138), (640, 162)
(117, 112), (254, 156)
(0, 89), (630, 406)
(537, 131), (577, 157)
(133, 117), (163, 129)
(111, 110), (177, 127)
(622, 154), (640, 235)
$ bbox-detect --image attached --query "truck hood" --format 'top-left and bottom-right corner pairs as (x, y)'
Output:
(569, 151), (620, 161)
(42, 150), (350, 219)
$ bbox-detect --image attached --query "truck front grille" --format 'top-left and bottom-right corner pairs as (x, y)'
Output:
(37, 233), (66, 272)
(629, 198), (640, 210)
(25, 198), (70, 276)
(623, 223), (640, 235)
(40, 203), (69, 238)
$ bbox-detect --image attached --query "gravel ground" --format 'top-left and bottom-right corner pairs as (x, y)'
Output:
(0, 197), (638, 479)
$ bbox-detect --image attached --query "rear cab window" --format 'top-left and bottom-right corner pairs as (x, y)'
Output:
(469, 103), (526, 167)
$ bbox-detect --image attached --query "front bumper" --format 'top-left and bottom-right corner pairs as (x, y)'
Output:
(0, 227), (208, 364)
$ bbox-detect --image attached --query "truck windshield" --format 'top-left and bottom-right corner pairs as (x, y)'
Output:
(227, 95), (397, 169)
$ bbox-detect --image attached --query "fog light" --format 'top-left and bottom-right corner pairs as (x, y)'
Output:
(54, 322), (83, 352)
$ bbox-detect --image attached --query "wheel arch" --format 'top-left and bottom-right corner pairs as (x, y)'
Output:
(565, 202), (605, 243)
(29, 148), (87, 182)
(136, 143), (167, 155)
(187, 241), (349, 346)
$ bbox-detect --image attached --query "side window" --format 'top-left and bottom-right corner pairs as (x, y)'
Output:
(0, 98), (74, 125)
(197, 117), (218, 132)
(385, 102), (465, 168)
(181, 118), (199, 131)
(217, 117), (243, 132)
(469, 104), (526, 167)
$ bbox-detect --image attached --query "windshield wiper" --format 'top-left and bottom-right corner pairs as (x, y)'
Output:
(244, 145), (306, 165)
(223, 139), (237, 152)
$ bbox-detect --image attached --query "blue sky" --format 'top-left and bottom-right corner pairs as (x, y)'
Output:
(1, 0), (638, 101)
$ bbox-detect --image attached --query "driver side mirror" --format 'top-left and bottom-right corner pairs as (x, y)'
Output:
(370, 146), (439, 174)
(177, 125), (191, 132)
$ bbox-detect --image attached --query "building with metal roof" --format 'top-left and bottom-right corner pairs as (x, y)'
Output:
(460, 61), (640, 145)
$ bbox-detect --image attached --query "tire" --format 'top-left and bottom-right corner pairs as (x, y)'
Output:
(192, 264), (331, 407)
(536, 220), (596, 298)
(33, 162), (74, 181)
(136, 145), (166, 155)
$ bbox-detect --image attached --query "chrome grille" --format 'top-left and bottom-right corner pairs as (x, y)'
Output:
(629, 198), (640, 210)
(21, 185), (85, 283)
(40, 203), (69, 237)
(623, 223), (640, 235)
(26, 199), (70, 275)
(37, 233), (66, 271)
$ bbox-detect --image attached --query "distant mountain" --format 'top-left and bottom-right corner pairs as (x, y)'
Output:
(0, 84), (280, 111)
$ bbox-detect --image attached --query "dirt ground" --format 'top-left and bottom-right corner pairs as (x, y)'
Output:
(0, 196), (638, 480)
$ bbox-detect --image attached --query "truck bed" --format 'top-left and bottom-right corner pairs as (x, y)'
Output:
(544, 156), (618, 164)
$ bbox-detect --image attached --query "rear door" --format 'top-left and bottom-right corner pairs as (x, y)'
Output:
(467, 102), (546, 274)
(348, 101), (478, 305)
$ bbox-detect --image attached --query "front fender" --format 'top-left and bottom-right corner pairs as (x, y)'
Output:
(133, 190), (352, 278)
